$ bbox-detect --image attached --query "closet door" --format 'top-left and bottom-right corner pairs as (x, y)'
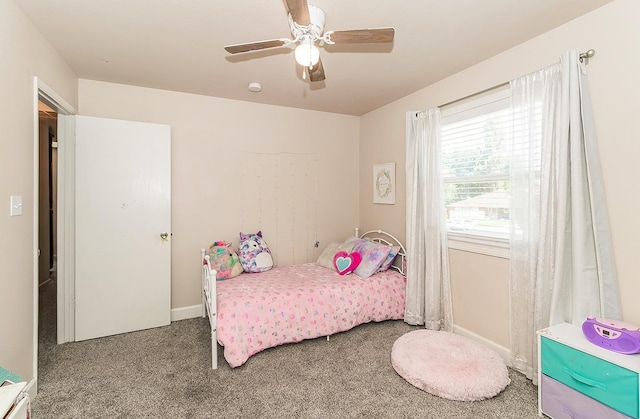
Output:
(74, 115), (171, 341)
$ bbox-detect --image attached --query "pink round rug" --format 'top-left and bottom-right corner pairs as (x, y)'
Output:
(391, 330), (510, 401)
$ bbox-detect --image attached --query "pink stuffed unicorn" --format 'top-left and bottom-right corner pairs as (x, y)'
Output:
(207, 241), (243, 280)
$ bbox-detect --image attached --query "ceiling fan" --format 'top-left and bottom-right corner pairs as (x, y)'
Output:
(223, 0), (395, 82)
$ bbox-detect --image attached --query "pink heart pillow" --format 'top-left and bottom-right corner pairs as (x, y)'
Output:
(333, 251), (362, 275)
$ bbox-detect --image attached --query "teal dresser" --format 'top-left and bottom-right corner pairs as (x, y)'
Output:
(538, 322), (640, 419)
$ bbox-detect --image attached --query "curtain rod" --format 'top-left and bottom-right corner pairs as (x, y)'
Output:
(414, 83), (509, 116)
(414, 49), (597, 116)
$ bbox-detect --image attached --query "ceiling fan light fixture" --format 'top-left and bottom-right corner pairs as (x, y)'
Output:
(294, 37), (320, 67)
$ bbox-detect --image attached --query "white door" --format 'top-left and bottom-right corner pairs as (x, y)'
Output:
(74, 115), (171, 341)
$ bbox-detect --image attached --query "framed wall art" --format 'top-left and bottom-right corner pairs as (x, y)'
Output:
(373, 162), (395, 204)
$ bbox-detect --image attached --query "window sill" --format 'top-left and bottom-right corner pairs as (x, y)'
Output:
(447, 233), (510, 259)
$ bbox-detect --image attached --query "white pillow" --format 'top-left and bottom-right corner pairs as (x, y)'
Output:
(316, 241), (355, 270)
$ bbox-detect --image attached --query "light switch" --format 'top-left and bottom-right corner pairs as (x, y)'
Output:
(10, 195), (22, 216)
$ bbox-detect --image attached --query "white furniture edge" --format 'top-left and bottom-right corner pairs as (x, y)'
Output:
(201, 251), (218, 369)
(0, 381), (27, 418)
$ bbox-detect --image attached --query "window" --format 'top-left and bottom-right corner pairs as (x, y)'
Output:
(441, 86), (511, 248)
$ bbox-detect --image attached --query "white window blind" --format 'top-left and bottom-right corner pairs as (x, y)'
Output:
(441, 86), (511, 241)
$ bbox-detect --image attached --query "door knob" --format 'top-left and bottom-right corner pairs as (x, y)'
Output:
(160, 232), (169, 241)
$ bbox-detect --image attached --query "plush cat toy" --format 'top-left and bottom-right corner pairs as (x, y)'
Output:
(207, 241), (243, 280)
(238, 231), (274, 273)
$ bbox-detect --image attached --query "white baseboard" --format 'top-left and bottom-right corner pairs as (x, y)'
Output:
(171, 304), (203, 322)
(453, 324), (512, 367)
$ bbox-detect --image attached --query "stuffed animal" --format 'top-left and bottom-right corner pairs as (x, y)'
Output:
(207, 242), (243, 280)
(238, 231), (274, 273)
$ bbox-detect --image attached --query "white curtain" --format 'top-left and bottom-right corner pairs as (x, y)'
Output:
(509, 49), (621, 379)
(405, 108), (453, 331)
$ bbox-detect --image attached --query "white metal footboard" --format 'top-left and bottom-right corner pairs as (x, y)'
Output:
(201, 249), (218, 369)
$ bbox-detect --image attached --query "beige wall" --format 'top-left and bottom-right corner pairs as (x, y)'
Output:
(78, 79), (360, 309)
(359, 0), (640, 352)
(449, 250), (510, 348)
(0, 0), (77, 381)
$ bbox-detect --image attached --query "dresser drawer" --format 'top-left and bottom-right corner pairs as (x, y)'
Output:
(541, 337), (639, 418)
(541, 374), (633, 419)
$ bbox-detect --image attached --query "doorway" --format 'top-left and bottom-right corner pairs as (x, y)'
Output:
(33, 78), (76, 392)
(37, 100), (58, 355)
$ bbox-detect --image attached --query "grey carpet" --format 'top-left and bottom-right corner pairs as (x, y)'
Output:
(34, 279), (540, 418)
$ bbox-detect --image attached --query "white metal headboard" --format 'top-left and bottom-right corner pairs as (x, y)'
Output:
(356, 228), (407, 275)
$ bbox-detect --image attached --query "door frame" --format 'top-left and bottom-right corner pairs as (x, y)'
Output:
(32, 77), (76, 388)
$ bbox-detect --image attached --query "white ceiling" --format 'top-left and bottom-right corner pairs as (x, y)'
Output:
(15, 0), (613, 116)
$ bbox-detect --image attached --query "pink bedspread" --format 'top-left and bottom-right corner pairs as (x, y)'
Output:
(216, 262), (406, 368)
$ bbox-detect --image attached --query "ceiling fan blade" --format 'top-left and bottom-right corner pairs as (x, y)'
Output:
(308, 58), (325, 82)
(224, 39), (288, 54)
(326, 28), (395, 44)
(284, 0), (310, 26)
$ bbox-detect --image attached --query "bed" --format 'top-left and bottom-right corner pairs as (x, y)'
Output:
(201, 228), (407, 369)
